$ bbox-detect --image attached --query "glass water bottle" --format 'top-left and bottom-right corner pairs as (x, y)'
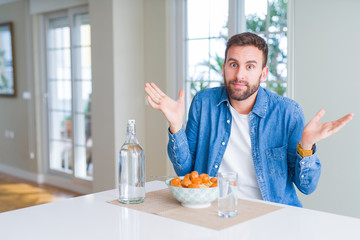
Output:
(118, 120), (145, 204)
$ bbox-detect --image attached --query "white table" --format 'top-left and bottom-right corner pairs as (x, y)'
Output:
(0, 181), (359, 240)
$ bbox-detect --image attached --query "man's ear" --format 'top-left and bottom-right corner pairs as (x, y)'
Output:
(261, 66), (269, 82)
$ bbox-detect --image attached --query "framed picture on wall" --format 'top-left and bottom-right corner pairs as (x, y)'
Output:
(0, 22), (16, 97)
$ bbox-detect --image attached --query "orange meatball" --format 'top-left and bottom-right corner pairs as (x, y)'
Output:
(210, 177), (217, 183)
(210, 182), (218, 188)
(190, 171), (199, 180)
(191, 177), (203, 184)
(188, 183), (200, 188)
(200, 173), (210, 183)
(183, 174), (191, 180)
(170, 177), (181, 186)
(181, 178), (192, 187)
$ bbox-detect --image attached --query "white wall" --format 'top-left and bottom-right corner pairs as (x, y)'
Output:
(90, 0), (170, 191)
(88, 0), (117, 192)
(143, 0), (172, 180)
(294, 0), (360, 218)
(0, 0), (36, 173)
(89, 0), (146, 192)
(112, 0), (146, 187)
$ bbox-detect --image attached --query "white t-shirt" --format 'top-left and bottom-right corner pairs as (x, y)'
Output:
(219, 104), (262, 200)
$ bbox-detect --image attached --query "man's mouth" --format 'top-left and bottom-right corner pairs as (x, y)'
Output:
(231, 81), (247, 89)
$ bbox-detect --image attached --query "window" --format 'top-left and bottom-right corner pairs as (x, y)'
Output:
(184, 0), (289, 112)
(44, 7), (92, 181)
(245, 0), (288, 96)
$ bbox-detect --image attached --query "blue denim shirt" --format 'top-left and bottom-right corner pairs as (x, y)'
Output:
(167, 86), (321, 207)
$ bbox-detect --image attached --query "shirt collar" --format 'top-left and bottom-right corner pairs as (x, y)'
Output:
(217, 86), (229, 106)
(217, 86), (268, 118)
(251, 87), (268, 118)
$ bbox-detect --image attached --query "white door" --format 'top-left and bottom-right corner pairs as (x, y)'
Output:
(44, 6), (93, 186)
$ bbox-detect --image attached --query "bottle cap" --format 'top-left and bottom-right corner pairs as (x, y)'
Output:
(128, 119), (135, 125)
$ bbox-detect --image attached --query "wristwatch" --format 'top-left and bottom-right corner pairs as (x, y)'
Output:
(297, 143), (313, 157)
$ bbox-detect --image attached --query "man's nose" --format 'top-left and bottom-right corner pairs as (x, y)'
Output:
(236, 67), (246, 80)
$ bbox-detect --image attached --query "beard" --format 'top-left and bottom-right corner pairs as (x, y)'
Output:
(224, 73), (262, 101)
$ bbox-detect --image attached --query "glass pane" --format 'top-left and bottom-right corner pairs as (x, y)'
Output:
(268, 82), (287, 96)
(47, 49), (71, 80)
(49, 80), (72, 111)
(73, 13), (90, 46)
(269, 0), (287, 32)
(187, 39), (210, 81)
(49, 110), (72, 140)
(74, 80), (92, 113)
(50, 140), (73, 173)
(210, 0), (228, 37)
(187, 80), (210, 99)
(72, 12), (93, 180)
(48, 17), (70, 49)
(47, 16), (72, 176)
(209, 38), (226, 81)
(74, 145), (92, 179)
(268, 32), (287, 81)
(86, 145), (93, 177)
(74, 113), (90, 146)
(187, 0), (210, 39)
(208, 81), (222, 88)
(73, 13), (91, 81)
(73, 46), (92, 80)
(245, 0), (267, 32)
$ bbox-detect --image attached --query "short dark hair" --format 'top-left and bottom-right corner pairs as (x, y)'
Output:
(225, 32), (268, 68)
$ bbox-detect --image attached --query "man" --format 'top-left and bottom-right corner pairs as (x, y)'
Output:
(145, 32), (353, 207)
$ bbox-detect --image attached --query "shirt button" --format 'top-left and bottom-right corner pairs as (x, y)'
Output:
(171, 140), (174, 143)
(227, 120), (230, 124)
(301, 175), (305, 178)
(301, 161), (305, 165)
(222, 142), (225, 146)
(215, 165), (218, 169)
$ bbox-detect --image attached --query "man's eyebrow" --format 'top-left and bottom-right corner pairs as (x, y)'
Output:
(227, 57), (238, 62)
(227, 58), (258, 64)
(246, 60), (258, 64)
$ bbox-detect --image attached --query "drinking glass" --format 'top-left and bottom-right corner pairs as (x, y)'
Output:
(217, 172), (238, 218)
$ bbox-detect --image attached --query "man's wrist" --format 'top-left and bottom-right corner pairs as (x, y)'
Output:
(299, 141), (313, 151)
(169, 124), (182, 134)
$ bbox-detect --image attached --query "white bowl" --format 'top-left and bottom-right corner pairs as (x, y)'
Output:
(165, 177), (218, 208)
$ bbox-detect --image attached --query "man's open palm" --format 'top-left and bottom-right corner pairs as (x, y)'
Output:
(300, 109), (354, 150)
(145, 82), (185, 134)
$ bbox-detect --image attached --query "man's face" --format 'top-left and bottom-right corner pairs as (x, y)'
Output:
(223, 45), (268, 101)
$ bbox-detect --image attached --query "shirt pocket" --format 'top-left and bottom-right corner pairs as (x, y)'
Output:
(265, 145), (288, 176)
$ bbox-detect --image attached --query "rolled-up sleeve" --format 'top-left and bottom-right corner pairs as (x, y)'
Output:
(296, 145), (321, 194)
(288, 104), (321, 195)
(167, 127), (193, 176)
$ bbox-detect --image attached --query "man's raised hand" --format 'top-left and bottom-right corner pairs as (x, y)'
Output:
(300, 109), (354, 150)
(145, 82), (185, 134)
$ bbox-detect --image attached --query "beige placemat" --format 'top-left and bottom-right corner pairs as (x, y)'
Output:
(108, 189), (283, 230)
